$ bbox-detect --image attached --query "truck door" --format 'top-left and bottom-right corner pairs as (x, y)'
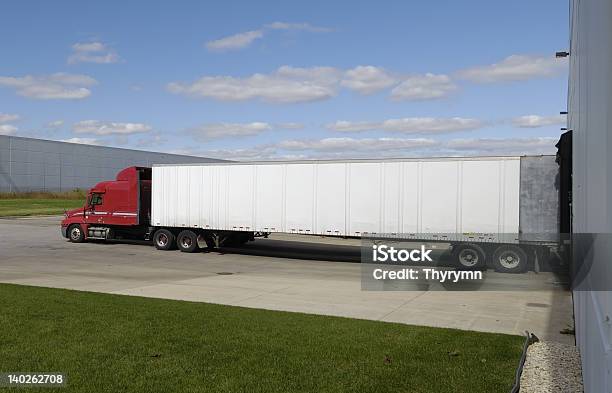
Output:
(87, 192), (108, 224)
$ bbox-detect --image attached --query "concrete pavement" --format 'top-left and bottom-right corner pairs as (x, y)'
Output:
(0, 216), (574, 343)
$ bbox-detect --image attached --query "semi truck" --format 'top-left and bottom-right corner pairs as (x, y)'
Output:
(60, 155), (566, 273)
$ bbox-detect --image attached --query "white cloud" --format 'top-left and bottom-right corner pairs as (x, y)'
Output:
(47, 120), (64, 128)
(0, 124), (17, 135)
(168, 66), (340, 103)
(0, 113), (19, 135)
(136, 133), (166, 148)
(190, 122), (272, 140)
(0, 73), (97, 100)
(268, 136), (558, 158)
(457, 54), (567, 83)
(391, 73), (457, 100)
(326, 117), (483, 134)
(340, 69), (456, 99)
(206, 21), (331, 51)
(73, 120), (152, 135)
(206, 30), (264, 51)
(176, 136), (439, 161)
(446, 137), (558, 155)
(73, 42), (106, 52)
(189, 121), (304, 140)
(175, 134), (561, 161)
(512, 114), (566, 128)
(169, 66), (463, 104)
(60, 137), (102, 145)
(341, 66), (397, 94)
(197, 146), (281, 161)
(68, 41), (120, 64)
(278, 137), (438, 152)
(176, 133), (563, 160)
(265, 22), (332, 32)
(275, 66), (341, 83)
(276, 122), (304, 130)
(0, 113), (19, 123)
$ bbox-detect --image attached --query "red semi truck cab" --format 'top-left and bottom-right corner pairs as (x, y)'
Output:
(61, 166), (152, 242)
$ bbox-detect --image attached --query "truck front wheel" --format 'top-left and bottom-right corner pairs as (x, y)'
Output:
(153, 229), (176, 251)
(177, 230), (199, 253)
(68, 224), (85, 243)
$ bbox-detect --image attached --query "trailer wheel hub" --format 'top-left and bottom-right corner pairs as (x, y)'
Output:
(498, 251), (521, 269)
(70, 227), (81, 241)
(181, 237), (192, 248)
(458, 249), (479, 266)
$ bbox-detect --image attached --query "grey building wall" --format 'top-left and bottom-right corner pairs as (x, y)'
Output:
(569, 0), (612, 391)
(0, 135), (223, 192)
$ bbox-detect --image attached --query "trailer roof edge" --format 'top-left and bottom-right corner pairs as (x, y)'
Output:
(152, 154), (555, 167)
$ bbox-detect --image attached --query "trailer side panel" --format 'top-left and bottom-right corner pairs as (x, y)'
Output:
(151, 157), (522, 237)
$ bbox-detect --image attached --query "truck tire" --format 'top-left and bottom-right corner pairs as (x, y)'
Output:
(153, 229), (176, 251)
(452, 243), (486, 270)
(68, 224), (85, 243)
(491, 245), (529, 273)
(177, 230), (199, 253)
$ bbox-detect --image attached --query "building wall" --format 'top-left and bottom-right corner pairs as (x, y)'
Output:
(569, 0), (612, 391)
(0, 135), (223, 192)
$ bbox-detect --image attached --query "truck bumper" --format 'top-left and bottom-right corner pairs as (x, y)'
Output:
(61, 226), (68, 238)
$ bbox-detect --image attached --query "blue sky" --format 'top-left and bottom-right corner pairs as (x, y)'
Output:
(0, 0), (569, 160)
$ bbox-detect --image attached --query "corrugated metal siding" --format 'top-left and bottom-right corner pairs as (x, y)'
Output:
(569, 0), (612, 391)
(0, 135), (223, 192)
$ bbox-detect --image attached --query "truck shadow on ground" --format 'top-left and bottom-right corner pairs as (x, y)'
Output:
(217, 239), (364, 263)
(217, 238), (456, 265)
(217, 239), (572, 291)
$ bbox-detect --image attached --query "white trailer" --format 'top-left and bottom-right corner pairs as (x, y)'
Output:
(150, 156), (561, 273)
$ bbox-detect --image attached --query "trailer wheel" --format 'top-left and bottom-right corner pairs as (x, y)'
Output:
(177, 230), (199, 253)
(153, 229), (176, 251)
(491, 245), (529, 273)
(452, 243), (486, 270)
(68, 224), (85, 243)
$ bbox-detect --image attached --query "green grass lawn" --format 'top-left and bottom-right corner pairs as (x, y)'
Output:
(0, 199), (84, 217)
(0, 284), (523, 393)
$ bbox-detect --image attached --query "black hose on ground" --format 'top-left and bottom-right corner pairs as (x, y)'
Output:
(510, 331), (539, 393)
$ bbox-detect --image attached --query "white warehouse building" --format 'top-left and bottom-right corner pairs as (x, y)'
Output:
(0, 135), (222, 193)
